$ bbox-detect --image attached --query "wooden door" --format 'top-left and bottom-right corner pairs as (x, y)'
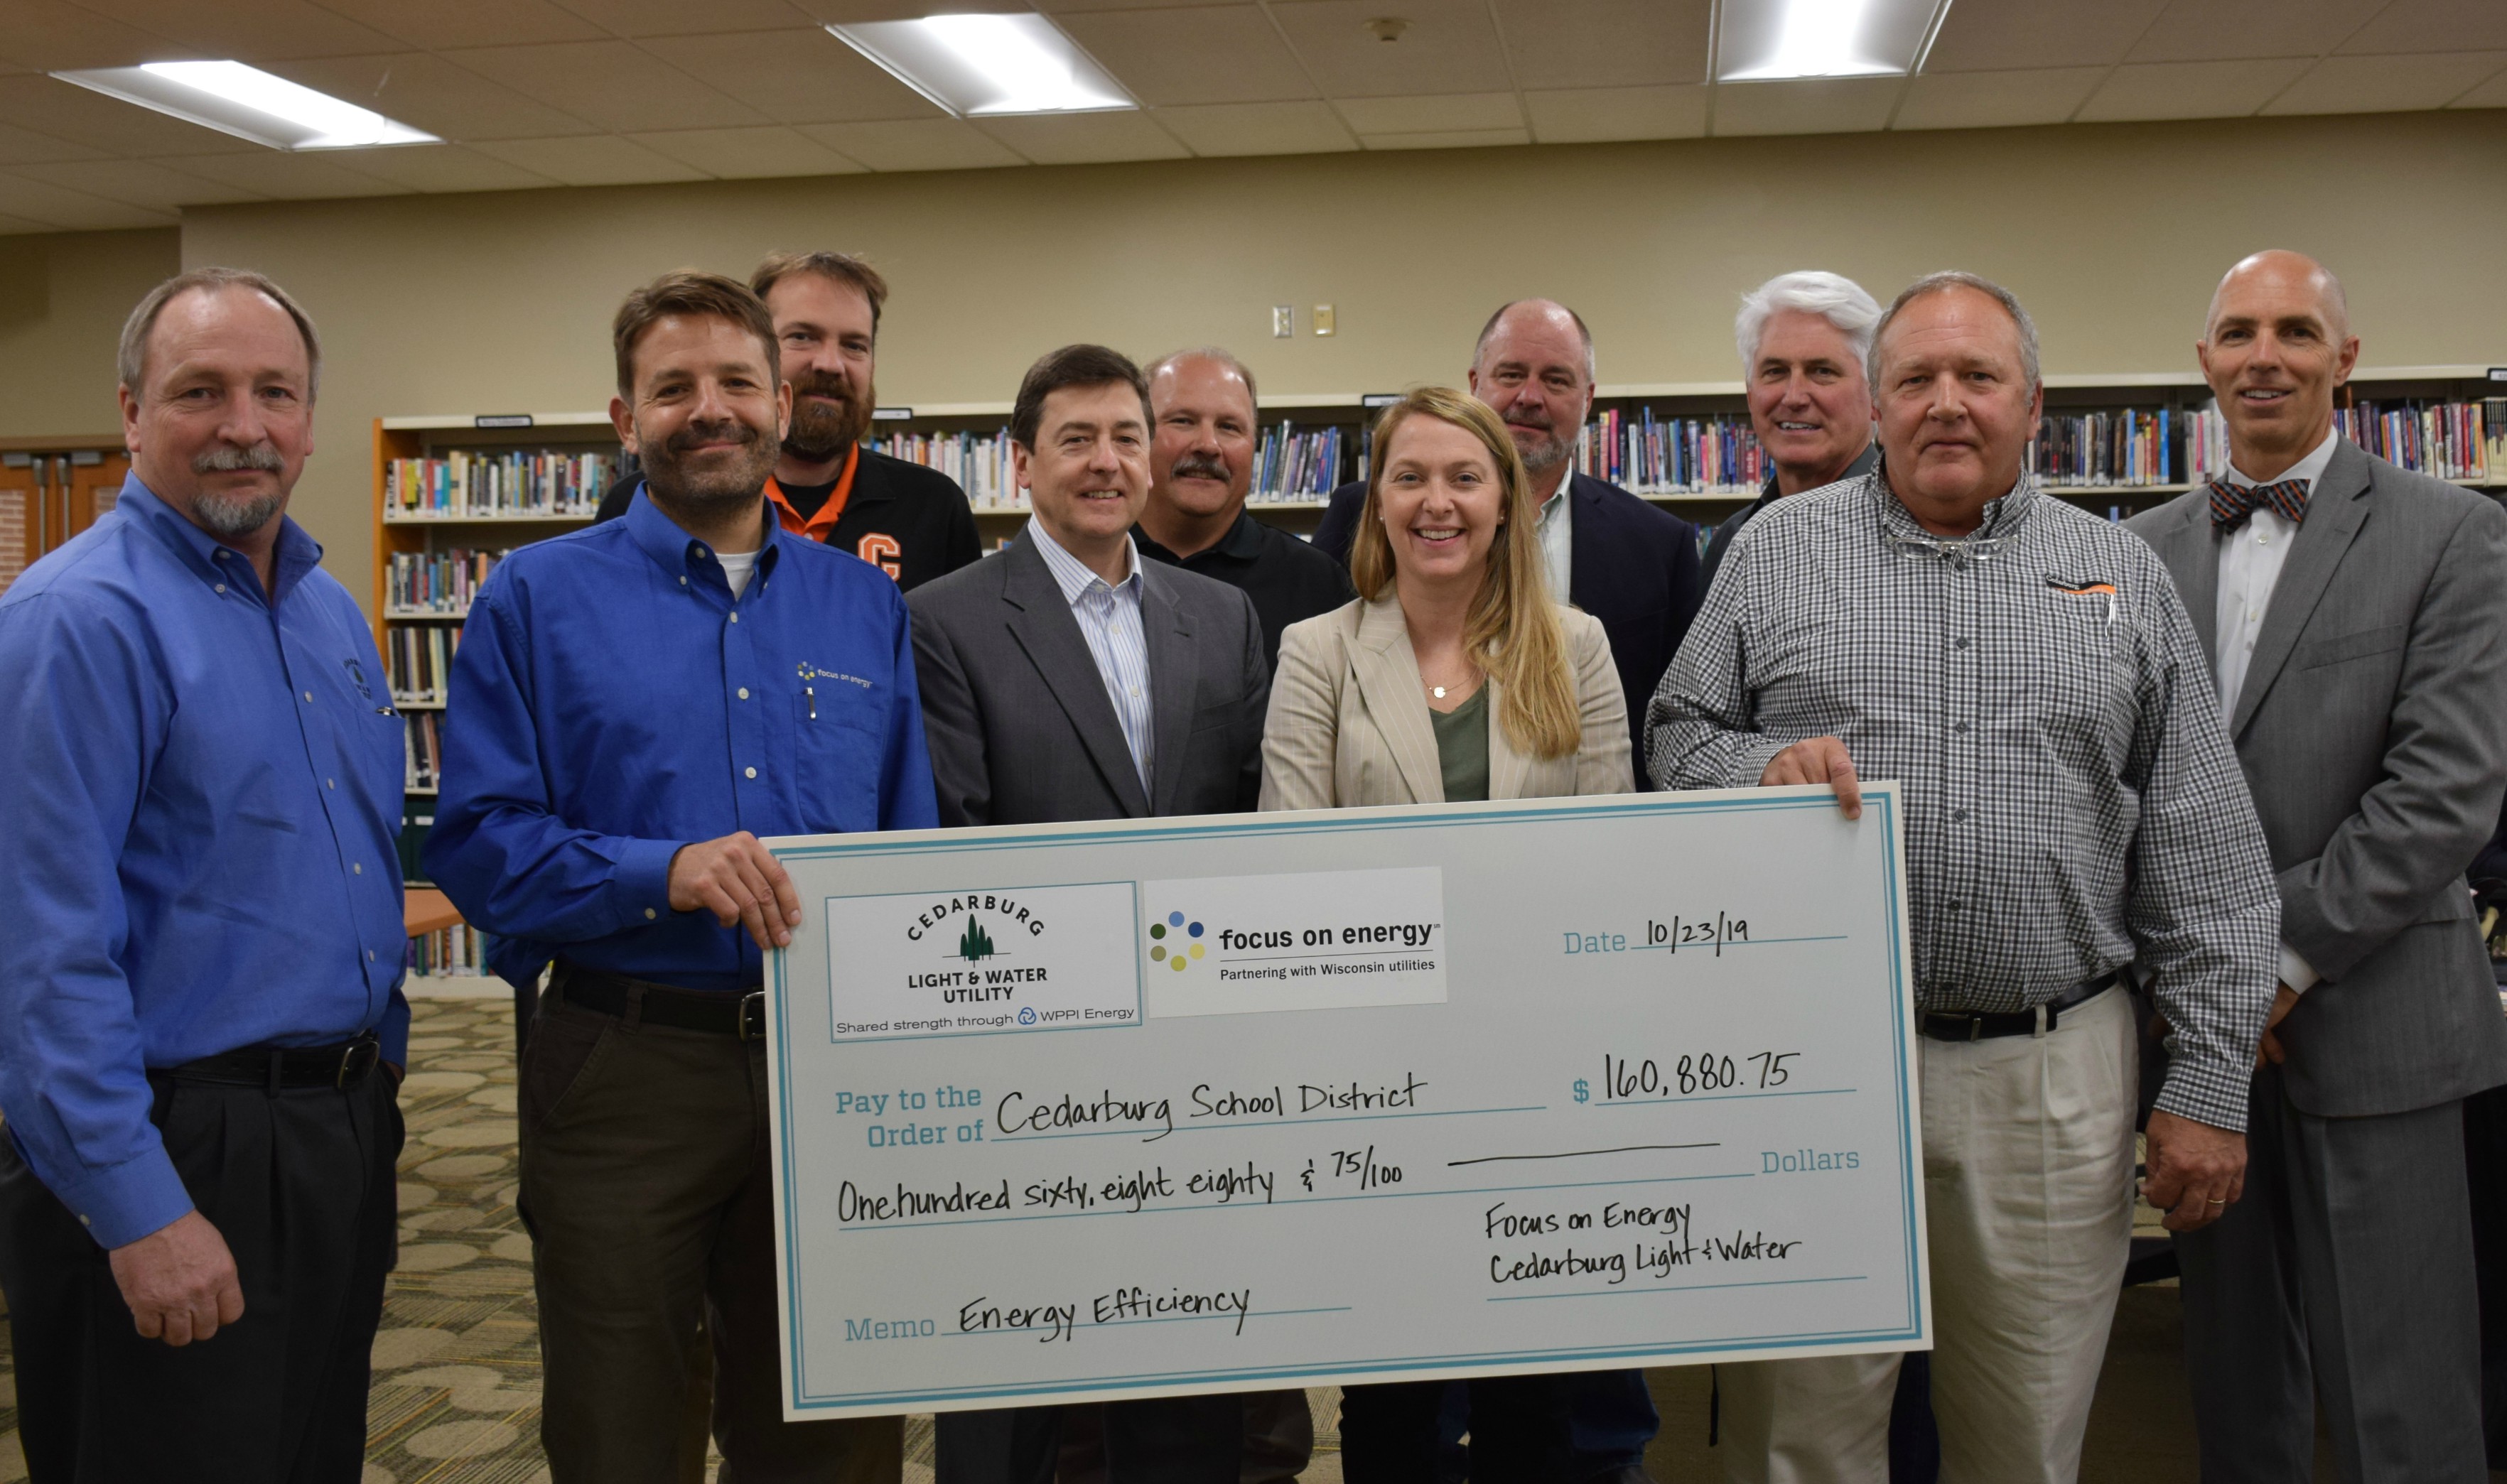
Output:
(63, 450), (131, 537)
(0, 454), (43, 598)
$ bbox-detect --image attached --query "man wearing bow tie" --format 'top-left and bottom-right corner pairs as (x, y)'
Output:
(2130, 250), (2507, 1484)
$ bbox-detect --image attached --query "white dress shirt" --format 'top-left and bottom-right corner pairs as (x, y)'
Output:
(1533, 463), (1575, 602)
(1028, 516), (1154, 793)
(2214, 425), (2341, 992)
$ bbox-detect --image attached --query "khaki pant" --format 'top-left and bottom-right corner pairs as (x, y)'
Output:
(1719, 987), (2137, 1484)
(519, 987), (904, 1484)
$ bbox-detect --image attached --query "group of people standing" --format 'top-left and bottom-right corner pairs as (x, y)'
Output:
(0, 239), (2498, 1484)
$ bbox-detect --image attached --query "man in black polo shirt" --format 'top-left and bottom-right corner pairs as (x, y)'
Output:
(598, 250), (979, 591)
(1134, 347), (1352, 673)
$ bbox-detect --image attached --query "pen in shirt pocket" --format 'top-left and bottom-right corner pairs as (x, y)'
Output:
(2047, 576), (2118, 626)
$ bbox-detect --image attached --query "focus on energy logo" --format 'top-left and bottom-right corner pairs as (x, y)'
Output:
(1148, 911), (1206, 973)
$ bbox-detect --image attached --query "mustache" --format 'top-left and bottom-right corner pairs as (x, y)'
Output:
(664, 418), (763, 454)
(791, 371), (853, 404)
(193, 443), (284, 475)
(1169, 451), (1231, 482)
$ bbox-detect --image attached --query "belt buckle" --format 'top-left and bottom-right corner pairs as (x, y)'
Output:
(337, 1037), (379, 1087)
(738, 991), (767, 1041)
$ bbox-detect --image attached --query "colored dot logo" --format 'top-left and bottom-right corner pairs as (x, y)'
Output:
(1147, 911), (1205, 972)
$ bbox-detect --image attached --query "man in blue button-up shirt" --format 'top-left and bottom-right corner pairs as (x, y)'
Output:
(0, 269), (408, 1483)
(425, 272), (934, 1484)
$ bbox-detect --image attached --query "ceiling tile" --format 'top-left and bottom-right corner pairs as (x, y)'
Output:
(1711, 77), (1904, 136)
(0, 171), (179, 229)
(797, 118), (1026, 170)
(0, 75), (254, 156)
(269, 53), (602, 141)
(969, 111), (1192, 165)
(2339, 0), (2507, 54)
(1521, 84), (1708, 143)
(0, 210), (66, 236)
(1335, 92), (1520, 134)
(1148, 100), (1357, 155)
(1892, 67), (2110, 130)
(162, 151), (415, 200)
(303, 143), (561, 191)
(2451, 64), (2507, 107)
(626, 125), (867, 178)
(2263, 51), (2507, 112)
(70, 0), (409, 60)
(444, 40), (770, 132)
(470, 134), (710, 185)
(10, 159), (266, 210)
(1033, 0), (1246, 10)
(1493, 0), (1710, 90)
(1057, 6), (1316, 106)
(303, 0), (610, 50)
(2074, 58), (2312, 120)
(1357, 126), (1530, 149)
(1268, 0), (1513, 99)
(0, 121), (112, 166)
(0, 0), (190, 70)
(2125, 0), (2378, 63)
(1921, 0), (2172, 72)
(635, 29), (940, 124)
(546, 0), (826, 37)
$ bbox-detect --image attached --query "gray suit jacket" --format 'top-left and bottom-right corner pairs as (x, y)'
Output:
(907, 531), (1269, 827)
(2130, 440), (2507, 1117)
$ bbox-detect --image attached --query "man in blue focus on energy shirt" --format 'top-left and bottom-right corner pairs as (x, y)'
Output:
(426, 271), (935, 1484)
(0, 268), (410, 1483)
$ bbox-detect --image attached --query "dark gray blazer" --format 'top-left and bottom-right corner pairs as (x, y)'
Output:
(907, 531), (1269, 828)
(2130, 440), (2507, 1117)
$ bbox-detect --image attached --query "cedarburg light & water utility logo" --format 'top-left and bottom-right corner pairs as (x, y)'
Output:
(1148, 911), (1205, 973)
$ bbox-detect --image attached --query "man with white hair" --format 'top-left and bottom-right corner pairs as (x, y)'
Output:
(1652, 271), (2279, 1484)
(1700, 271), (1883, 590)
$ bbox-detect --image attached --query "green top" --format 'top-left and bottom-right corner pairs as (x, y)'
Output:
(1429, 685), (1492, 803)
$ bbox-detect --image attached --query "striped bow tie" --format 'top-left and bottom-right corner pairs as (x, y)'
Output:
(2209, 477), (2309, 531)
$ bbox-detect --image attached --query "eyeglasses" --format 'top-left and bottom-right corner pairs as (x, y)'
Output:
(1881, 529), (2009, 563)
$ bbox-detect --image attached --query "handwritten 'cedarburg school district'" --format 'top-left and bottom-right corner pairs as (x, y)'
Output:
(760, 786), (1927, 1420)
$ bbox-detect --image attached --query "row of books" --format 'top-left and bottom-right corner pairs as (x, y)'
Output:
(405, 712), (442, 791)
(386, 548), (507, 614)
(2189, 399), (2503, 484)
(866, 426), (1354, 506)
(1249, 423), (1349, 500)
(385, 451), (615, 519)
(407, 920), (490, 977)
(868, 428), (1019, 507)
(387, 624), (460, 705)
(1578, 409), (1770, 494)
(2028, 410), (2173, 488)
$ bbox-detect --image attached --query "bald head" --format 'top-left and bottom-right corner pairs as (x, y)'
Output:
(1473, 299), (1595, 383)
(2206, 250), (2348, 343)
(2197, 249), (2360, 478)
(1467, 298), (1596, 482)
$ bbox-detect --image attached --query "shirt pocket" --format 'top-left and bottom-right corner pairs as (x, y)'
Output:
(793, 693), (883, 833)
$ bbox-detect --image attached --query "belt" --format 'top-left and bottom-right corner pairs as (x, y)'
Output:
(1917, 973), (2118, 1043)
(158, 1034), (382, 1090)
(554, 964), (767, 1040)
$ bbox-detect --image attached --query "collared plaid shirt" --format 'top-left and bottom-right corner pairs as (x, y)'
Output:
(1646, 468), (2279, 1130)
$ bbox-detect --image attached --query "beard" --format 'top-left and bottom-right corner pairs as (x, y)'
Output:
(782, 369), (873, 462)
(641, 414), (780, 514)
(190, 443), (288, 537)
(1508, 416), (1571, 475)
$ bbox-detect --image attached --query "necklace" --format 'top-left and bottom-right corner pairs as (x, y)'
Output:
(1430, 685), (1447, 700)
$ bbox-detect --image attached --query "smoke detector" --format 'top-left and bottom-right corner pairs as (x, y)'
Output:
(1365, 16), (1410, 42)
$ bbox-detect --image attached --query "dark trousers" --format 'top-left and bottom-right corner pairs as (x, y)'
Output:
(519, 987), (902, 1484)
(2177, 1065), (2488, 1484)
(0, 1061), (401, 1483)
(934, 1396), (1243, 1484)
(1340, 1368), (1654, 1482)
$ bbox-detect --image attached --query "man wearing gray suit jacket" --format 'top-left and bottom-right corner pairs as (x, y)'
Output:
(2130, 250), (2507, 1484)
(910, 344), (1268, 1482)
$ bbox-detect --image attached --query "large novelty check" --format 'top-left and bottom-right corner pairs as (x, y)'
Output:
(762, 785), (1926, 1420)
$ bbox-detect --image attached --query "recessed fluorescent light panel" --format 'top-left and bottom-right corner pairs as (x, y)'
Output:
(829, 13), (1134, 117)
(1717, 0), (1951, 82)
(51, 61), (437, 150)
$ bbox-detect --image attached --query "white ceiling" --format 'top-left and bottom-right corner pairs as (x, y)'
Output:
(0, 0), (2498, 232)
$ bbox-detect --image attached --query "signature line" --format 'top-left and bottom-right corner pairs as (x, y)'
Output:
(1447, 1142), (1719, 1167)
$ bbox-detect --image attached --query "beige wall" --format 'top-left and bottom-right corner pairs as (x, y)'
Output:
(0, 227), (180, 443)
(28, 107), (2503, 601)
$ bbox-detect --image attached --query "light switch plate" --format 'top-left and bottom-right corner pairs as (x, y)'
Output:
(1313, 303), (1336, 337)
(1271, 305), (1295, 338)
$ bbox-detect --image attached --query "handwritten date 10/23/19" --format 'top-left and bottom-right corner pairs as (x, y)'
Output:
(1579, 1051), (1801, 1103)
(1563, 914), (1749, 957)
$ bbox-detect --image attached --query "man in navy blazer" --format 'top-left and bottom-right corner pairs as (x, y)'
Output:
(1312, 299), (1703, 791)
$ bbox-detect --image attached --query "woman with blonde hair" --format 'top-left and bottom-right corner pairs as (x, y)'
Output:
(1259, 386), (1639, 1478)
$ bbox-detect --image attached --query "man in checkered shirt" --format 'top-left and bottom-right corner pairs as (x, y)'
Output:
(1648, 271), (2279, 1484)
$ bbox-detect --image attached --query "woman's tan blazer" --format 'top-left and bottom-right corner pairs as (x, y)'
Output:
(1258, 595), (1633, 809)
